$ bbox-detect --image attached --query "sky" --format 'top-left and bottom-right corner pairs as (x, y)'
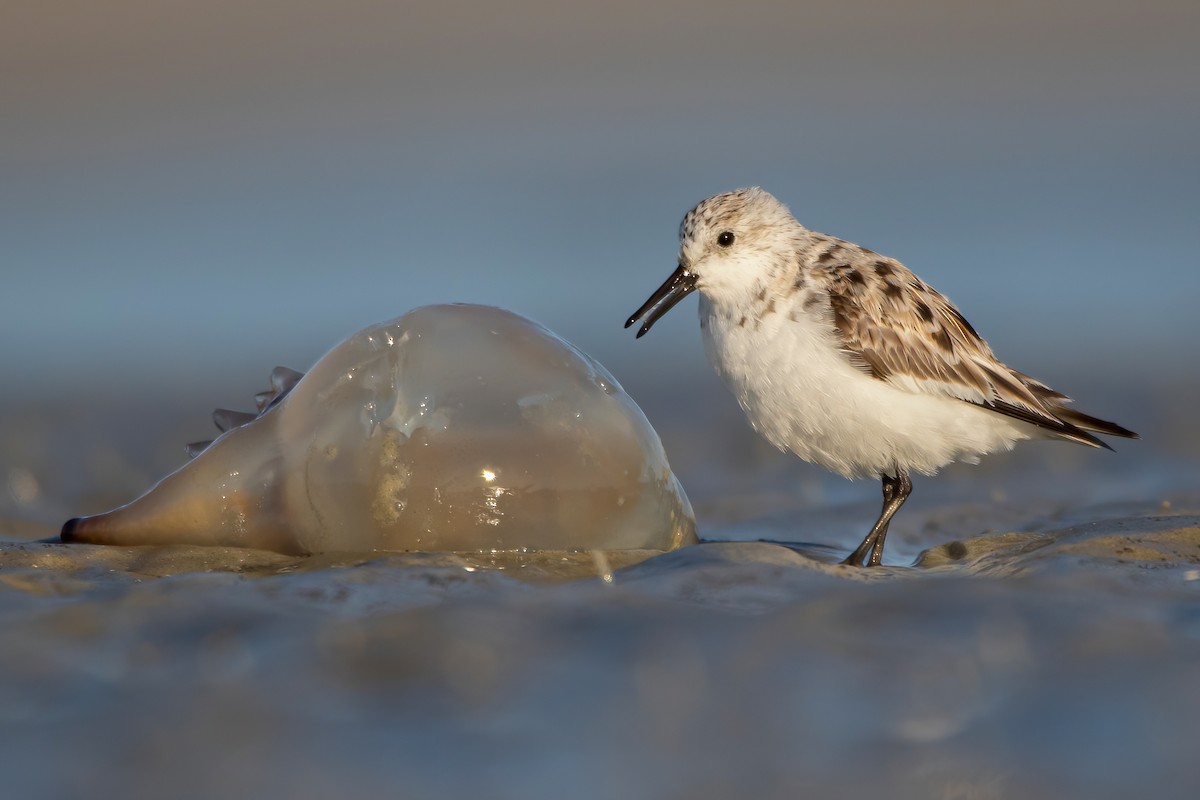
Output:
(4, 0), (1199, 414)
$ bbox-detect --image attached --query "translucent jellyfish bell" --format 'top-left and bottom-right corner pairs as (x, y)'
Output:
(62, 305), (697, 555)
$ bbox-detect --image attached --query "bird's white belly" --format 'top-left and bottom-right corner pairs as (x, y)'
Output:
(700, 301), (1029, 479)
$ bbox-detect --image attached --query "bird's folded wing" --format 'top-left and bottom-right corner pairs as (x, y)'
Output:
(822, 258), (1105, 445)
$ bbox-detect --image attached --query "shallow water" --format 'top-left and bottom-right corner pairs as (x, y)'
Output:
(2, 393), (1199, 799)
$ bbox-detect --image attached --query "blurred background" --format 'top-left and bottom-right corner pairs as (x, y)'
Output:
(3, 0), (1198, 531)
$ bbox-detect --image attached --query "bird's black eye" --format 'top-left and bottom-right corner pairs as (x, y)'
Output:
(717, 231), (735, 247)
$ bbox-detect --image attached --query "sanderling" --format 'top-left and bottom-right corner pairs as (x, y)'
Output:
(626, 187), (1137, 566)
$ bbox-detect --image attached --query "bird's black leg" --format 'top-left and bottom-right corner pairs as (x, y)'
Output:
(868, 471), (911, 566)
(841, 471), (913, 567)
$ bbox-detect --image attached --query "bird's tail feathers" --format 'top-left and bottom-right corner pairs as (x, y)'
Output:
(1053, 407), (1139, 441)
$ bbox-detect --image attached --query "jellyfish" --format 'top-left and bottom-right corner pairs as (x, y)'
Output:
(61, 305), (696, 555)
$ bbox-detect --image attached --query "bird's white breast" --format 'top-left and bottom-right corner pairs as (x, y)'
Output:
(698, 295), (1030, 479)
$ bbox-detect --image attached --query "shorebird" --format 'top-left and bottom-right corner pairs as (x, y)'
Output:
(626, 187), (1137, 566)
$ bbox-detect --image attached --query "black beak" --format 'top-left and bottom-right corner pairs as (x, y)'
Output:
(624, 265), (698, 338)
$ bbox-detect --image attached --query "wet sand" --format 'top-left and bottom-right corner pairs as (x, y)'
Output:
(2, 394), (1199, 799)
(3, 491), (1199, 799)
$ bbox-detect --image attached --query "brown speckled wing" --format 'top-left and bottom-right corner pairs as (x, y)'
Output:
(817, 242), (1110, 446)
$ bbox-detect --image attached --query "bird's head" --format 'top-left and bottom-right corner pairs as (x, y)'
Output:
(626, 187), (799, 337)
